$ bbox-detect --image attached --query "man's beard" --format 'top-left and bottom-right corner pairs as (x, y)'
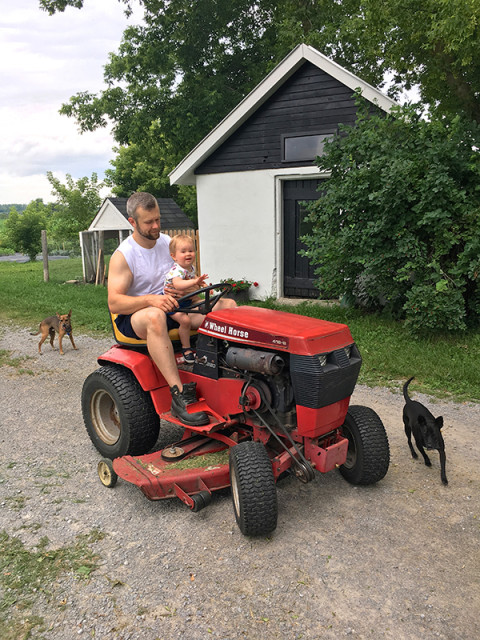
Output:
(137, 226), (160, 241)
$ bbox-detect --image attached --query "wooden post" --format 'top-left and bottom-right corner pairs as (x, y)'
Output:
(41, 230), (49, 282)
(95, 231), (105, 286)
(195, 229), (201, 274)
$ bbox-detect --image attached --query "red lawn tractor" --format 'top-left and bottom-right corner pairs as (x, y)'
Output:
(82, 285), (390, 536)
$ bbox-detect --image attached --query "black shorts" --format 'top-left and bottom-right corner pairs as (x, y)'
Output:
(115, 313), (180, 340)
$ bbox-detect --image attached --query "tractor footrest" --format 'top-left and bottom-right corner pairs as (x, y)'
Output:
(160, 399), (226, 433)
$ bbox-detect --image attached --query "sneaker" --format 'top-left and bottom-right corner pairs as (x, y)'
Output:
(170, 385), (209, 426)
(182, 348), (196, 365)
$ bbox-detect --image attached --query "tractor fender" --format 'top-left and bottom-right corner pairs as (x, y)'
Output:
(98, 345), (166, 392)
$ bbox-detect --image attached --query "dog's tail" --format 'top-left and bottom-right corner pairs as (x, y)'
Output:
(30, 326), (40, 336)
(403, 376), (415, 402)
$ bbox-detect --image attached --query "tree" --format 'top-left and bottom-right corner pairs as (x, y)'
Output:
(54, 1), (281, 199)
(46, 172), (105, 241)
(2, 201), (48, 261)
(275, 0), (480, 125)
(302, 100), (480, 333)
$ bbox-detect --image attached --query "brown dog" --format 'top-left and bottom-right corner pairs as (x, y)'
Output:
(31, 310), (78, 355)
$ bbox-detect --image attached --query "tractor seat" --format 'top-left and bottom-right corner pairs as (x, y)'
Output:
(109, 311), (196, 349)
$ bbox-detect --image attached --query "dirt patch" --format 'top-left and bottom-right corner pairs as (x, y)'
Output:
(0, 324), (479, 639)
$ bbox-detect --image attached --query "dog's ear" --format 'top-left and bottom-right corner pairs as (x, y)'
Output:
(68, 309), (72, 317)
(56, 312), (61, 319)
(435, 416), (444, 429)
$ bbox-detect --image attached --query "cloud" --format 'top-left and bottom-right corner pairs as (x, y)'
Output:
(0, 0), (143, 204)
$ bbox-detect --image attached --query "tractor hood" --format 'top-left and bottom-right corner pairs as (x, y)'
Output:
(200, 306), (354, 356)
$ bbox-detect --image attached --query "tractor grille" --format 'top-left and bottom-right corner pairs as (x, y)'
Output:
(290, 344), (362, 409)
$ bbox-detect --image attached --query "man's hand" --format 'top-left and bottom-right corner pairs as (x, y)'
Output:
(150, 293), (178, 312)
(165, 281), (199, 298)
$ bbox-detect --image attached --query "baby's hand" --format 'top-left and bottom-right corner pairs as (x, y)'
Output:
(197, 273), (209, 287)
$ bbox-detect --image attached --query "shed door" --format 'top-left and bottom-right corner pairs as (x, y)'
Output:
(283, 179), (325, 298)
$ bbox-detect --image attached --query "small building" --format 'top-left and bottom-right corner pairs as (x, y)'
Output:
(80, 197), (194, 283)
(170, 44), (396, 299)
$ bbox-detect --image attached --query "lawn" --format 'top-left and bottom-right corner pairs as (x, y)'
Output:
(0, 258), (478, 402)
(0, 257), (110, 334)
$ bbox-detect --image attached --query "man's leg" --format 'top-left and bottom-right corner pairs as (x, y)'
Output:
(214, 297), (237, 311)
(131, 307), (208, 426)
(131, 307), (182, 388)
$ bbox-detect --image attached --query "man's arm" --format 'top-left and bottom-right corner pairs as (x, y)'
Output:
(108, 251), (177, 314)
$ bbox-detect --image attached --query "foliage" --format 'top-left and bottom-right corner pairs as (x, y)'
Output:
(46, 172), (106, 241)
(275, 0), (480, 125)
(56, 0), (280, 199)
(302, 99), (480, 334)
(220, 277), (259, 292)
(0, 204), (26, 218)
(1, 201), (48, 261)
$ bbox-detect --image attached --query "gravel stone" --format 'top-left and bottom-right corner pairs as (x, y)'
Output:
(0, 323), (479, 639)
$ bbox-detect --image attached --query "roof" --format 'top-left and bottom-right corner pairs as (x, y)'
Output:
(108, 197), (194, 228)
(170, 43), (397, 186)
(88, 197), (194, 231)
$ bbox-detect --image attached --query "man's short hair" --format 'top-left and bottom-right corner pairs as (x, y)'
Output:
(126, 192), (158, 221)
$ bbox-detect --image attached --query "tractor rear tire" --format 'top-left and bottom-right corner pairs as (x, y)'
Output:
(82, 364), (160, 459)
(339, 405), (390, 485)
(229, 441), (278, 536)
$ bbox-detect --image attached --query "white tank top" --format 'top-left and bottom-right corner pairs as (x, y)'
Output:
(115, 234), (173, 296)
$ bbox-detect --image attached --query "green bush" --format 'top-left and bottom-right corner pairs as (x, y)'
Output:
(303, 100), (480, 333)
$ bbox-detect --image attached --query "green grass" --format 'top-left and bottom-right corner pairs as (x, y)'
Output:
(0, 529), (105, 639)
(0, 258), (478, 402)
(0, 257), (110, 334)
(253, 299), (480, 403)
(0, 349), (35, 375)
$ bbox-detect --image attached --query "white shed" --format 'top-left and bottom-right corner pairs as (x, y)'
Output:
(170, 44), (395, 300)
(80, 197), (194, 283)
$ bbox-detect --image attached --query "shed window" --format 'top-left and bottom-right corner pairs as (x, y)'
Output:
(282, 133), (334, 162)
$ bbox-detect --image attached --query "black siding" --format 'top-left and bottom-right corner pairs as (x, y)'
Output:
(195, 61), (362, 175)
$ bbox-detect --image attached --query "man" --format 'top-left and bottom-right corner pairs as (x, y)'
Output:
(108, 192), (235, 426)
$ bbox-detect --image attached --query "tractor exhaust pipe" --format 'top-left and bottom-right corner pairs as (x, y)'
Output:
(225, 347), (284, 375)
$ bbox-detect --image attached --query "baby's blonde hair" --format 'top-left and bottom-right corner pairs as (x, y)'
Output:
(169, 233), (195, 254)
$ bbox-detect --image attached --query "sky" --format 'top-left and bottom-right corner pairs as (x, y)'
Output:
(0, 0), (144, 205)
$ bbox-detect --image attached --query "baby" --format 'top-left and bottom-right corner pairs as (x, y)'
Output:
(165, 234), (208, 364)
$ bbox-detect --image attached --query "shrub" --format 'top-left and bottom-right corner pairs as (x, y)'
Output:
(302, 99), (480, 333)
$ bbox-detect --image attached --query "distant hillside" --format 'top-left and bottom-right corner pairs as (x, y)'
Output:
(0, 204), (27, 218)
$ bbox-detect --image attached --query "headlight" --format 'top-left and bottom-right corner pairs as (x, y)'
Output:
(318, 354), (328, 366)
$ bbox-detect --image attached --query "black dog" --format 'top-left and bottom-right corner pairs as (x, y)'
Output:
(403, 377), (448, 485)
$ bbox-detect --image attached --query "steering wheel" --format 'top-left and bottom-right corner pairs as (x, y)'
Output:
(174, 283), (233, 314)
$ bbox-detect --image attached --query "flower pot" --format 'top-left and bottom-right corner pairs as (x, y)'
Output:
(225, 288), (250, 303)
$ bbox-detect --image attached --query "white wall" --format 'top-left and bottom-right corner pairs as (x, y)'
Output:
(196, 166), (322, 300)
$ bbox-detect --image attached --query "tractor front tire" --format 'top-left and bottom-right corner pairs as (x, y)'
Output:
(339, 405), (390, 485)
(82, 365), (160, 459)
(229, 441), (278, 536)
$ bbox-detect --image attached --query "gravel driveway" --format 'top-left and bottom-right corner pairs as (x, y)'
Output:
(0, 323), (479, 639)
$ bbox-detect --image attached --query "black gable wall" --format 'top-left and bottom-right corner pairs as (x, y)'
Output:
(195, 61), (363, 175)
